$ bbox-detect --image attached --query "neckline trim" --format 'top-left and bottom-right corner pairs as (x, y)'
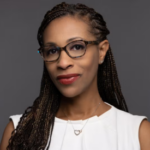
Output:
(54, 102), (114, 124)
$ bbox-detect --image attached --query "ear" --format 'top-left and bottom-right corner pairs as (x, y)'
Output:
(98, 40), (109, 64)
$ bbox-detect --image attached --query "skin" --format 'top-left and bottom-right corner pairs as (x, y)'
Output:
(43, 15), (111, 121)
(0, 15), (150, 150)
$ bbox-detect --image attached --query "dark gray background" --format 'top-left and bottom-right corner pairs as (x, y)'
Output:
(0, 0), (150, 141)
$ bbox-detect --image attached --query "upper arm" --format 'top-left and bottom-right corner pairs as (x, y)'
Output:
(139, 119), (150, 150)
(0, 120), (15, 150)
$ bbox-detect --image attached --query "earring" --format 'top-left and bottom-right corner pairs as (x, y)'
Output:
(100, 60), (104, 64)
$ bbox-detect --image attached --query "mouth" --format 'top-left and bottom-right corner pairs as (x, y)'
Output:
(57, 74), (80, 85)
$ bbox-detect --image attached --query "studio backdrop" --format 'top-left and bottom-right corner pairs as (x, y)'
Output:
(0, 0), (150, 141)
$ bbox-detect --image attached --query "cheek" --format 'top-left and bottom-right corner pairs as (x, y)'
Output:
(79, 50), (99, 84)
(80, 49), (98, 77)
(45, 63), (56, 81)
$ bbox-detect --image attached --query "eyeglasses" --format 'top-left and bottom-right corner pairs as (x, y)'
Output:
(37, 39), (99, 62)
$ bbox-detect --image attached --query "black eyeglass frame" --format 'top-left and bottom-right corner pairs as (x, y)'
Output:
(37, 40), (100, 62)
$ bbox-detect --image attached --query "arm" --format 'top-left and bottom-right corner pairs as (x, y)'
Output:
(0, 120), (14, 150)
(139, 119), (150, 150)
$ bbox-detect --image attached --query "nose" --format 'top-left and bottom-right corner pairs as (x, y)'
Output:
(57, 49), (73, 70)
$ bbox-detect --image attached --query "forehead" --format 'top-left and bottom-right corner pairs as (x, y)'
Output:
(43, 15), (95, 46)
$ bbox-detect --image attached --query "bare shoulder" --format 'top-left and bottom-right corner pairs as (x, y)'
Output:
(0, 120), (15, 150)
(139, 119), (150, 150)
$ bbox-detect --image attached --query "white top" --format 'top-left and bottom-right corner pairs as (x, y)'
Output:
(9, 102), (148, 150)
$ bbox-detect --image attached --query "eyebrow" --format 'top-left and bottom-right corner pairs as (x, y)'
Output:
(66, 37), (83, 43)
(44, 37), (83, 46)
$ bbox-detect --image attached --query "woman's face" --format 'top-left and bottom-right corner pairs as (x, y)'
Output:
(43, 15), (108, 97)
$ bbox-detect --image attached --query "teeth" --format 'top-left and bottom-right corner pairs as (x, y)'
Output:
(65, 77), (74, 79)
(64, 77), (74, 80)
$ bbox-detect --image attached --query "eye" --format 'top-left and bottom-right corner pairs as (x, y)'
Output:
(48, 49), (58, 54)
(44, 46), (59, 55)
(70, 44), (85, 51)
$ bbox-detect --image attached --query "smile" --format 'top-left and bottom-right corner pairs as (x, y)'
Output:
(58, 75), (80, 85)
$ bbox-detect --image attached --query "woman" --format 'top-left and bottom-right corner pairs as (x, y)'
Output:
(0, 2), (150, 150)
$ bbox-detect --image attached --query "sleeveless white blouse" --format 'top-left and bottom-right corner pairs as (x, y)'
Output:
(9, 102), (148, 150)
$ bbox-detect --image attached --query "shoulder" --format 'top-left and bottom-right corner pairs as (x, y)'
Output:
(114, 107), (150, 149)
(0, 120), (14, 149)
(9, 114), (23, 129)
(139, 119), (150, 150)
(0, 114), (23, 149)
(115, 107), (148, 125)
(116, 108), (148, 131)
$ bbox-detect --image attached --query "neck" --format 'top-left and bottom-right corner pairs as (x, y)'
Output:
(60, 93), (104, 120)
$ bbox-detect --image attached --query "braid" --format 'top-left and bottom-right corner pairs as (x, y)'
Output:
(7, 2), (128, 150)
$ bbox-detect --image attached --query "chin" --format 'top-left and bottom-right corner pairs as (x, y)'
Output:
(58, 87), (81, 98)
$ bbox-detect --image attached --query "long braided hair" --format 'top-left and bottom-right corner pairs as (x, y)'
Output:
(7, 2), (128, 150)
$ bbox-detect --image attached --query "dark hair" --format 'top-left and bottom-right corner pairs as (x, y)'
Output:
(7, 2), (128, 150)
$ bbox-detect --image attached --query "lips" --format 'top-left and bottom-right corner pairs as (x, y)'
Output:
(57, 74), (80, 79)
(57, 74), (80, 85)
